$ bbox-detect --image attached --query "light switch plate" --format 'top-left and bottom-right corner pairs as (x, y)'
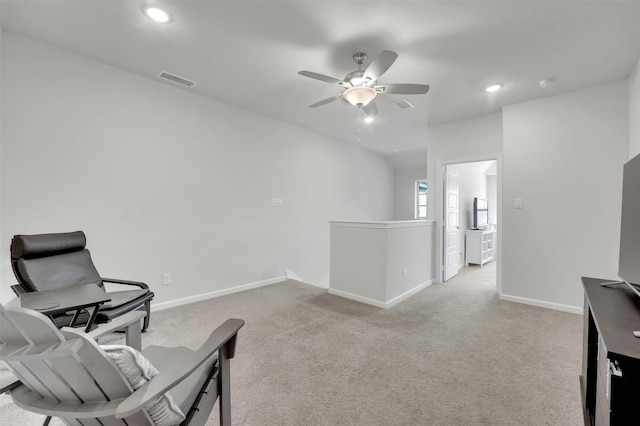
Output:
(514, 198), (523, 209)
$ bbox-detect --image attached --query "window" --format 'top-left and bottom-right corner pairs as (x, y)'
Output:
(415, 180), (428, 218)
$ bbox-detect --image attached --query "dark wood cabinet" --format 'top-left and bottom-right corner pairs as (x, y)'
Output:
(581, 277), (640, 425)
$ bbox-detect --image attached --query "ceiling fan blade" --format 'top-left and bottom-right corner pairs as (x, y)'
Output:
(363, 101), (378, 116)
(363, 50), (398, 81)
(309, 95), (343, 108)
(298, 70), (343, 85)
(376, 83), (430, 95)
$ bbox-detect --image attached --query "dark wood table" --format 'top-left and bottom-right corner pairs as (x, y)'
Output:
(581, 277), (640, 426)
(20, 284), (111, 332)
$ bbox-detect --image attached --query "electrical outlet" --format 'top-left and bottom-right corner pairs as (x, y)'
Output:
(163, 273), (171, 285)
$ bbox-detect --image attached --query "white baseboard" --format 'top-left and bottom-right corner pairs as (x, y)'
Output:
(152, 275), (287, 312)
(386, 280), (433, 308)
(499, 294), (583, 315)
(328, 280), (433, 309)
(284, 269), (303, 282)
(283, 269), (326, 289)
(328, 288), (387, 308)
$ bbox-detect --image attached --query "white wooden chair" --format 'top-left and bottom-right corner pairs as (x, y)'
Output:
(0, 304), (244, 425)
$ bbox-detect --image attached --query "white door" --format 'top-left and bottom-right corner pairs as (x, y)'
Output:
(444, 169), (459, 281)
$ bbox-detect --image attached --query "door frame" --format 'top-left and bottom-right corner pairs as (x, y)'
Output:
(435, 154), (502, 295)
(443, 168), (460, 281)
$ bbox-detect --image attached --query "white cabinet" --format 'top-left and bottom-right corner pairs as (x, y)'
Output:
(465, 229), (495, 267)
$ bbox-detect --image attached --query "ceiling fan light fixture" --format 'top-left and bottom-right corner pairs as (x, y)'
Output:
(344, 70), (367, 88)
(343, 86), (377, 107)
(364, 116), (375, 124)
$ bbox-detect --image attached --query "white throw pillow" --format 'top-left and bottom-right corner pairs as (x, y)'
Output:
(102, 345), (185, 425)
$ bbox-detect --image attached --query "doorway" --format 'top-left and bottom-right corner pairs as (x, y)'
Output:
(435, 156), (501, 294)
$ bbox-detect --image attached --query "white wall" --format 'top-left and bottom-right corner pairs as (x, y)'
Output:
(630, 58), (640, 158)
(329, 220), (434, 308)
(0, 33), (395, 305)
(487, 174), (497, 226)
(502, 81), (628, 311)
(386, 223), (434, 301)
(393, 167), (427, 220)
(426, 113), (503, 221)
(386, 148), (427, 170)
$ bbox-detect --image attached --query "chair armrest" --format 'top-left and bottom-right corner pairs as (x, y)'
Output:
(115, 318), (244, 418)
(62, 311), (147, 341)
(11, 284), (27, 296)
(10, 384), (123, 418)
(101, 278), (149, 290)
(194, 318), (244, 360)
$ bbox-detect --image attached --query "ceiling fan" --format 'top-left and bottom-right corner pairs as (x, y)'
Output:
(298, 50), (429, 117)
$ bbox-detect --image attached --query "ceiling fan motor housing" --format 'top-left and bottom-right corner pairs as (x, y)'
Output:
(352, 52), (367, 66)
(343, 70), (369, 87)
(345, 52), (375, 87)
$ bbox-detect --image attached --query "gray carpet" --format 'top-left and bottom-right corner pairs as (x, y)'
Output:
(1, 262), (584, 425)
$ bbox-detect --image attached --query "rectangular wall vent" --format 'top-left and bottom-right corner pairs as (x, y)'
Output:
(157, 71), (197, 88)
(393, 99), (415, 110)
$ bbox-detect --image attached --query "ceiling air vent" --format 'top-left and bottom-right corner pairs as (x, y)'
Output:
(393, 99), (415, 110)
(157, 71), (197, 88)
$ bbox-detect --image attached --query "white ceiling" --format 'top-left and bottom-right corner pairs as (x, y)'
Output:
(2, 0), (640, 162)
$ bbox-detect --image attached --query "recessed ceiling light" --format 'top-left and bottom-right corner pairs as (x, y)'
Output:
(485, 84), (503, 93)
(144, 6), (172, 23)
(364, 116), (375, 124)
(539, 79), (556, 88)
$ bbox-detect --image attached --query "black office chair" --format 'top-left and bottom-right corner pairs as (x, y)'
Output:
(10, 231), (154, 332)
